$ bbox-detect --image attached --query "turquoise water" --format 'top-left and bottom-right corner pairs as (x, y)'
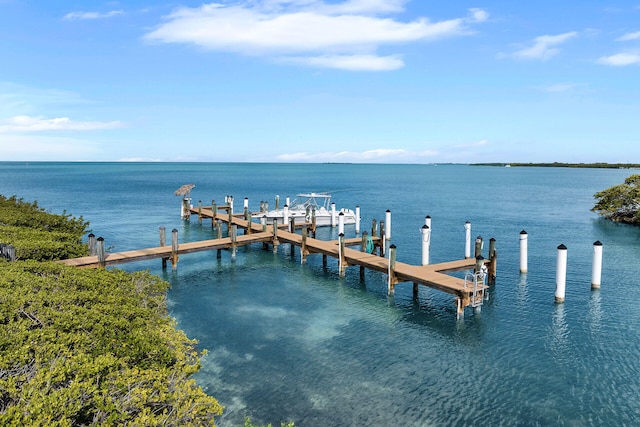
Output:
(2, 162), (640, 426)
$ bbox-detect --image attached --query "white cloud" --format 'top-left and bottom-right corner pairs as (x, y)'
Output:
(282, 54), (404, 70)
(144, 1), (488, 71)
(598, 52), (640, 66)
(63, 10), (123, 20)
(0, 115), (123, 133)
(513, 32), (577, 61)
(616, 31), (640, 41)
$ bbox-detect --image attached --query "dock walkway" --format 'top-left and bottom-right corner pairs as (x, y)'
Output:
(60, 204), (494, 316)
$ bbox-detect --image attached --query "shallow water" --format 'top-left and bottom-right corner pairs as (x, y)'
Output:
(2, 162), (639, 426)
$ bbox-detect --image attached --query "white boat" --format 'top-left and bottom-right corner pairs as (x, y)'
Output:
(253, 192), (357, 227)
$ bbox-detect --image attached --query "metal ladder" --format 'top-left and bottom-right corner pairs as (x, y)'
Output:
(464, 266), (488, 309)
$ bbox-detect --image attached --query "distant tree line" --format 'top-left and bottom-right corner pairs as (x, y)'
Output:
(472, 162), (640, 168)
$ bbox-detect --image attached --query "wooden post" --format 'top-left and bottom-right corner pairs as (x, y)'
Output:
(244, 197), (249, 219)
(227, 204), (233, 235)
(371, 219), (377, 237)
(216, 221), (222, 258)
(231, 224), (237, 259)
(379, 220), (386, 256)
(212, 200), (217, 227)
(246, 211), (252, 235)
(464, 221), (471, 258)
(360, 231), (367, 276)
(338, 233), (346, 277)
(275, 195), (279, 210)
(474, 235), (483, 258)
(182, 198), (191, 220)
(272, 218), (279, 253)
(488, 238), (497, 285)
(198, 200), (202, 223)
(88, 233), (96, 256)
(592, 241), (603, 289)
(97, 237), (105, 269)
(289, 215), (295, 234)
(6, 245), (15, 262)
(301, 226), (308, 264)
(387, 244), (397, 294)
(555, 244), (567, 303)
(519, 230), (528, 273)
(474, 255), (484, 275)
(171, 228), (179, 270)
(160, 226), (167, 269)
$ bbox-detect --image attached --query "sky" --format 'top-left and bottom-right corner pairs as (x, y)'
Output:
(1, 0), (639, 163)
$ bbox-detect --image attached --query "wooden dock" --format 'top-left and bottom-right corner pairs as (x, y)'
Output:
(60, 203), (495, 317)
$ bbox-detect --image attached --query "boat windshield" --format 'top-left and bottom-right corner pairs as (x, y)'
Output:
(291, 193), (332, 210)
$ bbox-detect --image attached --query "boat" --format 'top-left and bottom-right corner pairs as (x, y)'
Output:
(253, 192), (357, 227)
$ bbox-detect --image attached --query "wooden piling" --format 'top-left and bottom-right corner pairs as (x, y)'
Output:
(339, 233), (346, 277)
(387, 244), (397, 294)
(160, 226), (167, 268)
(198, 200), (202, 223)
(272, 219), (279, 253)
(88, 233), (96, 256)
(301, 226), (309, 264)
(97, 237), (105, 269)
(171, 229), (179, 269)
(474, 235), (483, 258)
(488, 238), (497, 285)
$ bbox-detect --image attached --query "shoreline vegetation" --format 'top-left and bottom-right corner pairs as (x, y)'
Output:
(0, 194), (294, 427)
(471, 162), (640, 168)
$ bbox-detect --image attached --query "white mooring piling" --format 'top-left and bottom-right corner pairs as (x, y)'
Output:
(421, 224), (430, 265)
(555, 244), (567, 303)
(331, 203), (337, 227)
(592, 241), (603, 289)
(519, 230), (528, 273)
(283, 205), (289, 226)
(338, 212), (345, 235)
(385, 210), (391, 240)
(464, 221), (471, 259)
(243, 197), (249, 210)
(355, 206), (361, 234)
(425, 215), (431, 229)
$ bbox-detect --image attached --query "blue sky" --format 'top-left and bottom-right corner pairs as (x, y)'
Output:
(1, 0), (639, 163)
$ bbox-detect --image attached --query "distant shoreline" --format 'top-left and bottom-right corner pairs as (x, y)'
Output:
(471, 162), (640, 169)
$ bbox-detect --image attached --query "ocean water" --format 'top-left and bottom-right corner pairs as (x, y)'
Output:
(1, 162), (640, 426)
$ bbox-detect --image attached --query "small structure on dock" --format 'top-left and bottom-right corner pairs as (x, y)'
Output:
(175, 184), (195, 220)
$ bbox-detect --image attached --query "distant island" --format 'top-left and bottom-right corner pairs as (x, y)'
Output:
(471, 162), (640, 169)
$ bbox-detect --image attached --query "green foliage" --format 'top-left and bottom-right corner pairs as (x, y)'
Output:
(0, 262), (223, 425)
(0, 195), (222, 425)
(592, 174), (640, 224)
(0, 195), (90, 261)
